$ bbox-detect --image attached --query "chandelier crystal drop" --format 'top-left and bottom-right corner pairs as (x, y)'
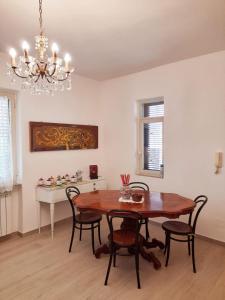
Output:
(7, 0), (74, 95)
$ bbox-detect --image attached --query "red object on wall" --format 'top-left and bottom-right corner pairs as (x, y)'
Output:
(90, 165), (98, 179)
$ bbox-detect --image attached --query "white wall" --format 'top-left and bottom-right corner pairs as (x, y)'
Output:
(1, 50), (225, 242)
(0, 52), (104, 233)
(100, 51), (225, 242)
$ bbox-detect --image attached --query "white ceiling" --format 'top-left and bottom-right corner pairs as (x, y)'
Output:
(0, 0), (225, 80)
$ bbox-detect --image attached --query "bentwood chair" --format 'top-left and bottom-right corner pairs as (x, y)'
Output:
(129, 182), (150, 240)
(66, 186), (102, 254)
(162, 195), (208, 273)
(104, 210), (143, 289)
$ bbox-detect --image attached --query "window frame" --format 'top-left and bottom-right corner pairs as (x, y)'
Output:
(0, 89), (18, 186)
(136, 97), (164, 178)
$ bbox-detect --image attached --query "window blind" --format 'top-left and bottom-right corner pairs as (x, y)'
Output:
(144, 101), (164, 117)
(0, 96), (13, 192)
(143, 102), (164, 171)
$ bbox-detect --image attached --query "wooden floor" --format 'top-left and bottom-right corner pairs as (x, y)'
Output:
(0, 218), (224, 300)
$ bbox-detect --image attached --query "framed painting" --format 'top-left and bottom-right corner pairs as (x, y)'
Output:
(30, 122), (98, 152)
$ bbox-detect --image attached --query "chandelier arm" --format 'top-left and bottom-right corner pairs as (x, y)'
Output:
(44, 62), (48, 72)
(34, 74), (41, 83)
(30, 71), (40, 77)
(36, 62), (42, 71)
(46, 76), (53, 83)
(47, 64), (57, 77)
(45, 72), (55, 80)
(52, 72), (70, 82)
(29, 63), (40, 77)
(12, 67), (30, 79)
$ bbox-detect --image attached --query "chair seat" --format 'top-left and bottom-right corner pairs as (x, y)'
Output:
(109, 230), (139, 247)
(76, 212), (102, 224)
(162, 221), (192, 235)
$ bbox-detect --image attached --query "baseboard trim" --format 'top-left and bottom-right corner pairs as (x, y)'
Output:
(17, 217), (72, 237)
(0, 232), (20, 242)
(149, 220), (225, 247)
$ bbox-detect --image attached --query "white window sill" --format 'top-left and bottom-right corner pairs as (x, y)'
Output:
(136, 170), (163, 178)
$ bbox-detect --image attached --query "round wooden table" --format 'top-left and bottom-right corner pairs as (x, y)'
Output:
(74, 190), (195, 269)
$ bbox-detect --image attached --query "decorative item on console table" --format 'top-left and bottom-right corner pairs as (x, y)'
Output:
(38, 178), (44, 186)
(50, 176), (55, 185)
(45, 178), (51, 186)
(65, 174), (70, 181)
(76, 170), (83, 182)
(70, 175), (77, 183)
(90, 165), (98, 179)
(56, 178), (62, 186)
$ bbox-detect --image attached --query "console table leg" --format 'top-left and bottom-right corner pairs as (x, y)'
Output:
(50, 203), (55, 240)
(37, 201), (41, 234)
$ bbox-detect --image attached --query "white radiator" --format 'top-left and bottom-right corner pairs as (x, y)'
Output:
(0, 191), (10, 236)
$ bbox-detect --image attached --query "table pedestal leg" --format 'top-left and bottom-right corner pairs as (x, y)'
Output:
(94, 219), (164, 270)
(139, 236), (162, 269)
(143, 238), (165, 250)
(95, 244), (110, 258)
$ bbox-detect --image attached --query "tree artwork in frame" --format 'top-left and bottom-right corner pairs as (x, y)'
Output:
(30, 122), (98, 152)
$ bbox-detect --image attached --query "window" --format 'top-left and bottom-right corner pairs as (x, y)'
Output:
(0, 91), (16, 192)
(137, 98), (164, 178)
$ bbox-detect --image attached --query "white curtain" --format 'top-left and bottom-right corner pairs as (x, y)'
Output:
(0, 96), (13, 193)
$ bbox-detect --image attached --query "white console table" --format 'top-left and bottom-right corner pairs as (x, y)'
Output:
(36, 178), (107, 239)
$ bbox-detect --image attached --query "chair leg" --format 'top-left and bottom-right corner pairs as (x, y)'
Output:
(98, 222), (102, 245)
(164, 232), (168, 255)
(69, 221), (75, 253)
(104, 245), (113, 286)
(188, 235), (191, 256)
(113, 251), (116, 267)
(145, 218), (150, 240)
(91, 224), (95, 255)
(191, 237), (196, 273)
(79, 224), (82, 241)
(135, 250), (141, 289)
(165, 233), (171, 267)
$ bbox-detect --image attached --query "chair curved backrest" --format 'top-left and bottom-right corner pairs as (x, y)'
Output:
(66, 186), (80, 221)
(128, 182), (149, 191)
(106, 210), (143, 246)
(188, 195), (208, 233)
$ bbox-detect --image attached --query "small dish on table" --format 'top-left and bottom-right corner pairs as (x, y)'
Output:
(132, 193), (143, 203)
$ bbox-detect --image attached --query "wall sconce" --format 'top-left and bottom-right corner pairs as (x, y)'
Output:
(215, 152), (223, 174)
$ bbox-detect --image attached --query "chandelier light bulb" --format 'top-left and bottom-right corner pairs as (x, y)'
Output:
(64, 53), (71, 72)
(51, 43), (59, 63)
(22, 41), (30, 51)
(64, 53), (71, 62)
(9, 48), (16, 58)
(51, 43), (59, 53)
(22, 41), (30, 62)
(9, 48), (17, 67)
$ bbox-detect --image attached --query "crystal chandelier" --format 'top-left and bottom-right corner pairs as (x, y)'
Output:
(8, 0), (74, 95)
